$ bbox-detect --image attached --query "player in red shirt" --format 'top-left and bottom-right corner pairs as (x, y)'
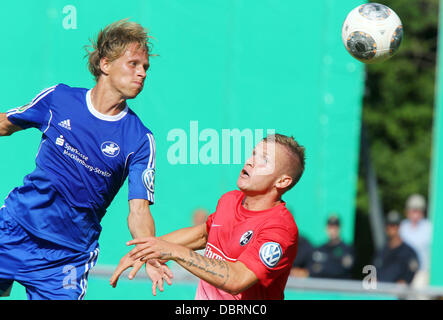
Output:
(110, 134), (305, 299)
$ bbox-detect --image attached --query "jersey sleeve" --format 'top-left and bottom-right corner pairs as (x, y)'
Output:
(205, 193), (229, 233)
(6, 85), (57, 131)
(127, 132), (156, 204)
(237, 223), (298, 284)
(206, 213), (215, 233)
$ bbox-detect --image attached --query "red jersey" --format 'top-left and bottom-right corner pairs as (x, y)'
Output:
(195, 190), (299, 300)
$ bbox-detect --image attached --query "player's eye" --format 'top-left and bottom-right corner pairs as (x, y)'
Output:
(258, 153), (270, 164)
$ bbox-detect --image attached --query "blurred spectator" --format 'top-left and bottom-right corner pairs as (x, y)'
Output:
(308, 215), (354, 279)
(192, 207), (209, 226)
(373, 210), (419, 284)
(290, 235), (314, 278)
(399, 194), (432, 288)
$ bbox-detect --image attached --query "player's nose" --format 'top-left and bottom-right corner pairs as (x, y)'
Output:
(137, 66), (147, 79)
(244, 155), (254, 167)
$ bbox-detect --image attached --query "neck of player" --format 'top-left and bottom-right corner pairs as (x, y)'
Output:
(242, 193), (282, 211)
(90, 82), (126, 116)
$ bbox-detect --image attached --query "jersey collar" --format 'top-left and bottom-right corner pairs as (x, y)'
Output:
(86, 89), (128, 122)
(237, 192), (286, 217)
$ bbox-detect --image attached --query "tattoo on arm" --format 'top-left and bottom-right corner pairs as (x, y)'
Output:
(160, 252), (173, 259)
(189, 249), (210, 268)
(175, 250), (230, 287)
(219, 260), (229, 286)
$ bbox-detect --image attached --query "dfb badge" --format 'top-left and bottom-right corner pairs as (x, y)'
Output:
(259, 242), (282, 268)
(142, 168), (155, 193)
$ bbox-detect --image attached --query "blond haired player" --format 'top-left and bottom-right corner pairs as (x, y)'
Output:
(0, 19), (171, 299)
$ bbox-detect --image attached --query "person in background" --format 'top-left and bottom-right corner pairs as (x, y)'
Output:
(192, 208), (209, 226)
(308, 215), (354, 279)
(290, 235), (313, 278)
(399, 194), (432, 289)
(373, 210), (419, 284)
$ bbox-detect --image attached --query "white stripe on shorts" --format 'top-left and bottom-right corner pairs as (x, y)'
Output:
(78, 248), (99, 300)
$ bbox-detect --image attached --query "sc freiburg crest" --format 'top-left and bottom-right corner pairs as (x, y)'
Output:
(239, 230), (253, 246)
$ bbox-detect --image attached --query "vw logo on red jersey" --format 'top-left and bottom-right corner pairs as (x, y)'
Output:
(259, 242), (282, 268)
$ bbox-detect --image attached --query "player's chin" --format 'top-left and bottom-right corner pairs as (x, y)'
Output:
(125, 86), (144, 99)
(236, 178), (249, 192)
(125, 90), (142, 100)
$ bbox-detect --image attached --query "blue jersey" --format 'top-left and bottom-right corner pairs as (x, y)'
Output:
(4, 84), (155, 251)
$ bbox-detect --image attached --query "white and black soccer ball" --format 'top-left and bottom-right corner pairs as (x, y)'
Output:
(342, 3), (403, 64)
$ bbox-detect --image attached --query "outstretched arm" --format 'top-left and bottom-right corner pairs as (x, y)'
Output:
(126, 237), (259, 295)
(110, 222), (208, 290)
(159, 223), (209, 251)
(127, 198), (155, 239)
(111, 199), (172, 295)
(0, 113), (22, 136)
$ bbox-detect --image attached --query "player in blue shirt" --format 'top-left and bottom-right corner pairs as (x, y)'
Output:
(0, 19), (171, 299)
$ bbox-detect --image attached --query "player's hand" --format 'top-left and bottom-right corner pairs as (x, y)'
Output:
(127, 237), (177, 261)
(109, 252), (144, 288)
(109, 249), (173, 296)
(144, 260), (173, 296)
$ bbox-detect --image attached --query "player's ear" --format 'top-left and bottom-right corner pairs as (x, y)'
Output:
(100, 57), (111, 76)
(275, 174), (292, 190)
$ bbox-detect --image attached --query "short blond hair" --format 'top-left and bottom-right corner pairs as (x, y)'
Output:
(85, 19), (154, 81)
(263, 133), (306, 190)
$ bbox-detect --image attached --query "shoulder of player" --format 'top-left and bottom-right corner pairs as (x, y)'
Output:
(259, 213), (298, 243)
(116, 108), (154, 145)
(271, 205), (298, 231)
(53, 83), (86, 94)
(28, 83), (63, 103)
(18, 84), (70, 110)
(121, 131), (155, 166)
(123, 108), (154, 136)
(211, 190), (243, 214)
(218, 190), (243, 203)
(41, 83), (88, 104)
(121, 131), (155, 162)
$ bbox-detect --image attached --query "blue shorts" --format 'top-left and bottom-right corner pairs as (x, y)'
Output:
(0, 207), (99, 300)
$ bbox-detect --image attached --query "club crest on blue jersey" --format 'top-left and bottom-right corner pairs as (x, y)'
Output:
(259, 242), (282, 268)
(142, 168), (155, 193)
(240, 230), (253, 246)
(101, 141), (120, 158)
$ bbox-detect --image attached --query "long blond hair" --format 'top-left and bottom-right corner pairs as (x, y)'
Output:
(85, 19), (154, 81)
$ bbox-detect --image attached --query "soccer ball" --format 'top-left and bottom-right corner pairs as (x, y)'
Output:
(342, 3), (403, 64)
